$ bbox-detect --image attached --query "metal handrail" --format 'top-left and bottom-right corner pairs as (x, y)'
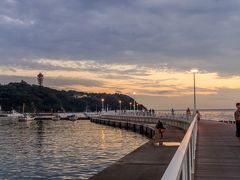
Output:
(161, 115), (198, 180)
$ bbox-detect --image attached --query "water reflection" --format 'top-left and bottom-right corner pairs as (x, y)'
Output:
(36, 120), (45, 148)
(0, 120), (148, 179)
(99, 130), (106, 149)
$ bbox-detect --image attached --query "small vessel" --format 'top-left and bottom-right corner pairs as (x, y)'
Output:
(18, 104), (34, 122)
(67, 114), (78, 121)
(8, 110), (22, 119)
(18, 114), (34, 122)
(0, 106), (19, 125)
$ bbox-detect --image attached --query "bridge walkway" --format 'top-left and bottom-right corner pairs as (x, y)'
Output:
(90, 125), (185, 180)
(195, 120), (240, 180)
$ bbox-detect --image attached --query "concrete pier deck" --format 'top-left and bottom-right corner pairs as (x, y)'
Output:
(195, 120), (240, 180)
(90, 125), (185, 180)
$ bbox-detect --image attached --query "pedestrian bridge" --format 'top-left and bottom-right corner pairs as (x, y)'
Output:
(86, 112), (240, 180)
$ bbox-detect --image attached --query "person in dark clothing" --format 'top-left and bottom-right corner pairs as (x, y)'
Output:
(171, 108), (175, 116)
(234, 103), (240, 137)
(155, 120), (166, 138)
(186, 108), (191, 120)
(196, 110), (201, 121)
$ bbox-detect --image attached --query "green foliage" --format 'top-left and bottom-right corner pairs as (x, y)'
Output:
(0, 81), (145, 112)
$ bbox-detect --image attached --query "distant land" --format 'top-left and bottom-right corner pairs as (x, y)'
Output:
(0, 81), (145, 112)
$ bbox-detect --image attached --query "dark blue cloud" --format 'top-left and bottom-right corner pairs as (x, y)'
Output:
(1, 0), (240, 74)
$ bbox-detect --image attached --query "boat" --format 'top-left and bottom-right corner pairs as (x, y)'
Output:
(67, 114), (78, 121)
(0, 107), (19, 125)
(8, 110), (22, 119)
(18, 114), (35, 122)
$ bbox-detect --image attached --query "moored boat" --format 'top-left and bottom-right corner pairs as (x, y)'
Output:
(67, 114), (78, 121)
(18, 114), (35, 122)
(0, 108), (19, 125)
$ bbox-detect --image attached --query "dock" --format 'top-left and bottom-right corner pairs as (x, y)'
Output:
(195, 120), (240, 180)
(90, 125), (185, 180)
(87, 113), (240, 180)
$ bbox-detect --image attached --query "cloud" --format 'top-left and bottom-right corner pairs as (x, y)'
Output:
(33, 59), (152, 76)
(1, 0), (240, 108)
(0, 0), (240, 75)
(0, 15), (34, 26)
(45, 76), (104, 88)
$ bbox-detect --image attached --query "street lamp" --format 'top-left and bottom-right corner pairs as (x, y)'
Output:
(101, 98), (105, 112)
(133, 92), (136, 115)
(119, 100), (122, 111)
(129, 102), (132, 111)
(191, 69), (199, 115)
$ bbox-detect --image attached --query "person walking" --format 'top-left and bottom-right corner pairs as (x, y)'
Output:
(152, 109), (155, 116)
(153, 120), (166, 145)
(171, 108), (175, 116)
(234, 103), (240, 137)
(156, 120), (166, 139)
(196, 110), (201, 121)
(186, 108), (191, 120)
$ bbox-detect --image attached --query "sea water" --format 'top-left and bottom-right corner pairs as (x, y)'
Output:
(0, 120), (148, 179)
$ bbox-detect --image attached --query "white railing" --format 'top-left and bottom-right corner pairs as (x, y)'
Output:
(93, 115), (191, 130)
(86, 112), (198, 179)
(91, 110), (194, 122)
(161, 115), (198, 180)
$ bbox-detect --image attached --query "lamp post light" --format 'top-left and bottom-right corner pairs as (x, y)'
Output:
(137, 103), (139, 111)
(133, 92), (136, 115)
(191, 69), (199, 115)
(101, 98), (105, 112)
(119, 100), (122, 111)
(129, 102), (132, 111)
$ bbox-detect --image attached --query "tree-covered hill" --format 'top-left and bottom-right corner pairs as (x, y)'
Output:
(0, 81), (145, 112)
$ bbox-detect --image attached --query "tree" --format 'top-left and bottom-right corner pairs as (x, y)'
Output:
(37, 73), (44, 87)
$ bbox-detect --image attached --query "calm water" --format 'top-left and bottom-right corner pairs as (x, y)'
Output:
(158, 109), (235, 121)
(0, 120), (148, 179)
(200, 109), (235, 121)
(0, 110), (236, 179)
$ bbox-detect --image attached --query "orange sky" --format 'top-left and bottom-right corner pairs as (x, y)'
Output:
(1, 59), (240, 109)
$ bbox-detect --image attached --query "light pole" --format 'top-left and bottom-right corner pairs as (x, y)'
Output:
(129, 102), (132, 111)
(101, 98), (105, 112)
(133, 92), (136, 115)
(119, 100), (122, 111)
(191, 69), (199, 115)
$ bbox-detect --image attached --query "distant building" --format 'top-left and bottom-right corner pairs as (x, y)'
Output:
(37, 73), (44, 86)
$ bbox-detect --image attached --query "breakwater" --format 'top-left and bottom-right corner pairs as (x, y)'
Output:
(88, 115), (186, 180)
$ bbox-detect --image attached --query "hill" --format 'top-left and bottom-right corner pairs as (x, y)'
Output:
(0, 81), (145, 112)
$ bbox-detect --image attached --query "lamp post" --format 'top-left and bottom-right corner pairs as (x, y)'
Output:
(133, 92), (136, 115)
(129, 102), (132, 111)
(101, 98), (105, 112)
(119, 100), (122, 111)
(191, 69), (199, 115)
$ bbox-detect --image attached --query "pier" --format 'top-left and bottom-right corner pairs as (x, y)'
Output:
(195, 120), (240, 179)
(87, 112), (240, 180)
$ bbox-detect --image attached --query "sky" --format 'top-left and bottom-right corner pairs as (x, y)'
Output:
(1, 0), (240, 109)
